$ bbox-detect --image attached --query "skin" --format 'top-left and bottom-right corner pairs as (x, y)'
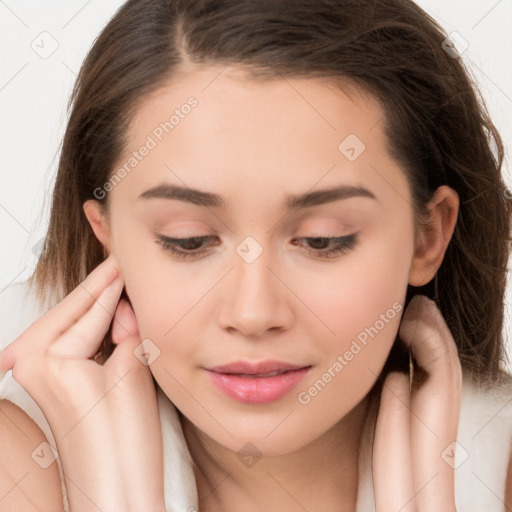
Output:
(0, 259), (166, 511)
(22, 63), (458, 511)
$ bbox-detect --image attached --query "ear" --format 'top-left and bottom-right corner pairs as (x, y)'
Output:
(83, 199), (111, 252)
(408, 185), (459, 287)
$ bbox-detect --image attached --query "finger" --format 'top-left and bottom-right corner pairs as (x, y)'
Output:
(49, 275), (125, 359)
(111, 299), (140, 345)
(44, 253), (122, 340)
(0, 347), (8, 375)
(0, 344), (24, 374)
(399, 295), (459, 375)
(108, 299), (164, 510)
(0, 254), (122, 371)
(105, 299), (146, 376)
(399, 295), (461, 511)
(373, 371), (415, 512)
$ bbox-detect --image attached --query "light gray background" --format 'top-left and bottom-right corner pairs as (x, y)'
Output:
(1, 0), (511, 370)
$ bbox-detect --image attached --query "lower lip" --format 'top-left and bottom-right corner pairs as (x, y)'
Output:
(206, 367), (311, 404)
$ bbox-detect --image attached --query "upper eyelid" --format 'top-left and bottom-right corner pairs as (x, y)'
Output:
(156, 233), (358, 248)
(156, 232), (359, 260)
(156, 222), (357, 238)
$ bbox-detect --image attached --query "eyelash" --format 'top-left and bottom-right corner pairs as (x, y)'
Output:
(155, 233), (358, 260)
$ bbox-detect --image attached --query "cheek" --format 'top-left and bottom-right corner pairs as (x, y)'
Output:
(111, 227), (203, 339)
(305, 246), (408, 336)
(120, 268), (208, 374)
(295, 235), (410, 378)
(294, 274), (405, 414)
(127, 283), (199, 349)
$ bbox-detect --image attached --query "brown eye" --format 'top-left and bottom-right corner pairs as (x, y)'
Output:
(156, 235), (217, 259)
(290, 234), (358, 259)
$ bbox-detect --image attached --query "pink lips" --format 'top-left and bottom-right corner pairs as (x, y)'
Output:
(205, 360), (312, 404)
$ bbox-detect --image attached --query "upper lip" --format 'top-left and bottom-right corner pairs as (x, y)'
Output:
(207, 360), (310, 375)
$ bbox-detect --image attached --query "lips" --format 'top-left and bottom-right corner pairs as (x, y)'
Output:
(207, 360), (309, 375)
(228, 370), (290, 378)
(205, 360), (312, 404)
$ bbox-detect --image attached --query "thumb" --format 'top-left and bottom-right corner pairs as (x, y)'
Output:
(108, 299), (146, 371)
(110, 299), (161, 370)
(111, 299), (140, 346)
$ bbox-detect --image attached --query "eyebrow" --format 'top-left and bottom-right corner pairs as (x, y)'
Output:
(138, 183), (377, 210)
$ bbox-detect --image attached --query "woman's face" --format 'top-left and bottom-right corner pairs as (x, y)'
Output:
(94, 66), (417, 455)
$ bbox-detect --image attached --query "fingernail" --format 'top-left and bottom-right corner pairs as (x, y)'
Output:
(111, 269), (123, 283)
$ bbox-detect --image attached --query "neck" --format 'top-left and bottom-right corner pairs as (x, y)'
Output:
(180, 396), (370, 512)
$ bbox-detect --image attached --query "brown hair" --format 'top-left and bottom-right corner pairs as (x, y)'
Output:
(29, 0), (512, 436)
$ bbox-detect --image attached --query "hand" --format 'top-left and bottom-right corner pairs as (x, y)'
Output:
(0, 254), (166, 512)
(372, 294), (463, 511)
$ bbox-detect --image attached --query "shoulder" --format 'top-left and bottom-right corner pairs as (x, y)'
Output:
(0, 399), (64, 512)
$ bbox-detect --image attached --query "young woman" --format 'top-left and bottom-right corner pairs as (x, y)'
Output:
(1, 0), (511, 510)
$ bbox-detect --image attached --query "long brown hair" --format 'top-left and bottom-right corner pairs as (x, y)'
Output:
(29, 0), (512, 427)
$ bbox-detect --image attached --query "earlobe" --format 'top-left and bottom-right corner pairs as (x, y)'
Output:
(83, 199), (111, 252)
(408, 185), (459, 287)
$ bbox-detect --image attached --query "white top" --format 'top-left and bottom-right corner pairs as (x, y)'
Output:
(1, 280), (511, 511)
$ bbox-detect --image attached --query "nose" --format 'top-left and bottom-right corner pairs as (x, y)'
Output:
(216, 248), (295, 338)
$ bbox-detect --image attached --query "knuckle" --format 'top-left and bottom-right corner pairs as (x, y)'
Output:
(11, 353), (40, 388)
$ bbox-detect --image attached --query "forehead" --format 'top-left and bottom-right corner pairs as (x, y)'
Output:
(127, 65), (386, 150)
(111, 65), (408, 210)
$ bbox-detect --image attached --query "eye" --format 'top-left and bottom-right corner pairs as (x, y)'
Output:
(290, 234), (358, 259)
(156, 233), (358, 260)
(156, 234), (217, 259)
